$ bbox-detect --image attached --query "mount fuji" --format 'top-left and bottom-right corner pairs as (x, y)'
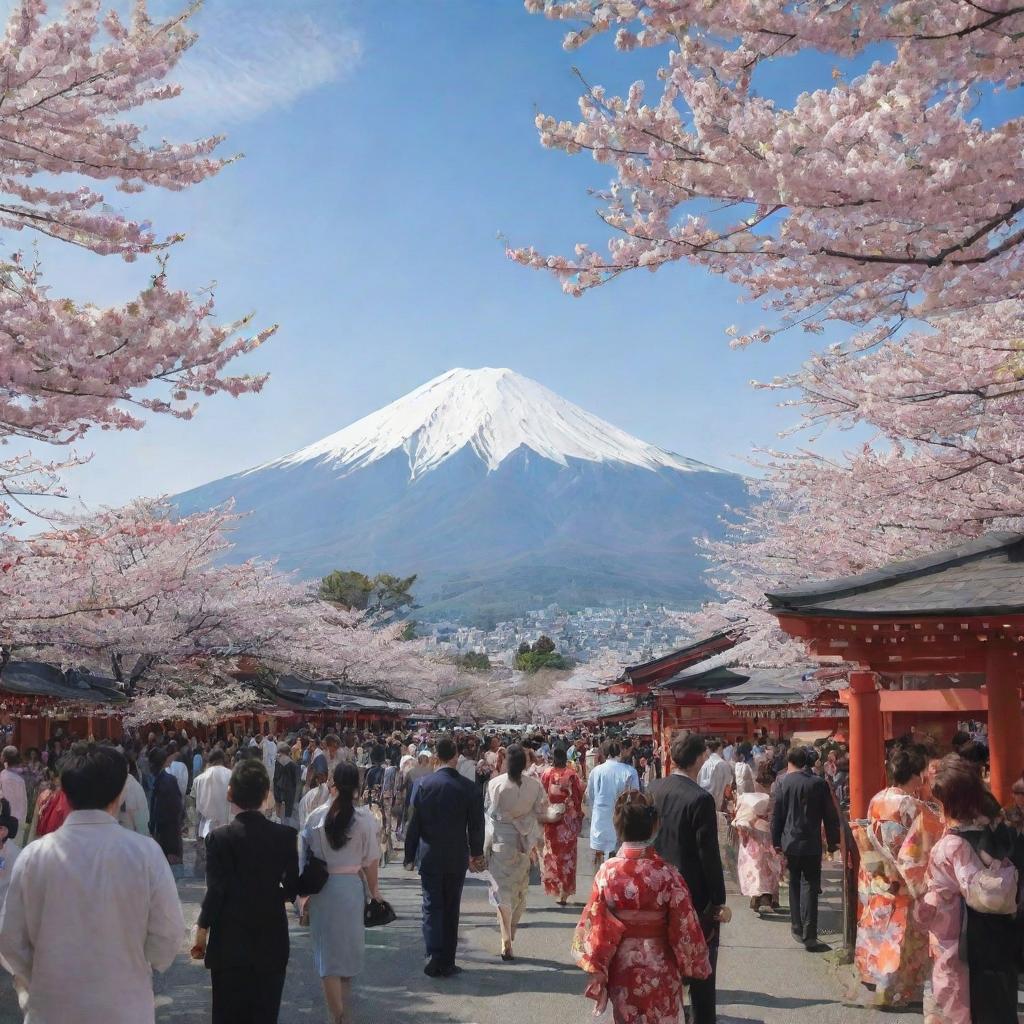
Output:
(175, 368), (748, 624)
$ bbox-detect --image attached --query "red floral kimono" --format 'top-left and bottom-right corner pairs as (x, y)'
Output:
(572, 845), (711, 1023)
(540, 765), (584, 896)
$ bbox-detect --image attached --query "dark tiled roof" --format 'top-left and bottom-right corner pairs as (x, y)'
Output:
(0, 661), (127, 704)
(621, 630), (740, 683)
(711, 669), (808, 706)
(766, 532), (1024, 618)
(657, 660), (750, 692)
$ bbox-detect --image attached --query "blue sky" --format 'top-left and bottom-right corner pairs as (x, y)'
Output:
(14, 1), (971, 510)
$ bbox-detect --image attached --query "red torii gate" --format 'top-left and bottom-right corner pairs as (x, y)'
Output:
(766, 533), (1024, 818)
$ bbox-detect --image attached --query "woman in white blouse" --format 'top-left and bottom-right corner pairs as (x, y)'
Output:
(300, 762), (382, 1024)
(485, 744), (563, 961)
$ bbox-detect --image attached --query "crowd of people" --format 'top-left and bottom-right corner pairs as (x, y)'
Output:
(0, 720), (1014, 1024)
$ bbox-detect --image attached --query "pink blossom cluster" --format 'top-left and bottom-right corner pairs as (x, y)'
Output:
(520, 1), (1024, 668)
(1, 499), (490, 722)
(0, 1), (276, 521)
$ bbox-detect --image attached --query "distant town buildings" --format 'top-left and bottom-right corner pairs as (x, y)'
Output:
(422, 603), (692, 667)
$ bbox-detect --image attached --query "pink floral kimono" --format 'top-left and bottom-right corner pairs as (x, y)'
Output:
(918, 827), (1020, 1024)
(732, 792), (783, 902)
(572, 844), (710, 1023)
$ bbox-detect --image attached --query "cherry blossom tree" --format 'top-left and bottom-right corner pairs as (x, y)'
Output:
(515, 1), (1024, 334)
(517, 1), (1024, 665)
(0, 1), (276, 523)
(1, 499), (465, 722)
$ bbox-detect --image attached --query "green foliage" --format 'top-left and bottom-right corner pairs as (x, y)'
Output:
(514, 635), (571, 673)
(319, 569), (417, 615)
(455, 651), (491, 671)
(515, 650), (571, 673)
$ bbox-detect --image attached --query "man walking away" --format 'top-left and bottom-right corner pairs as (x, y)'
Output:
(771, 746), (841, 953)
(697, 738), (733, 812)
(650, 734), (727, 1024)
(586, 739), (639, 867)
(273, 743), (302, 826)
(0, 744), (184, 1024)
(192, 758), (299, 1024)
(403, 735), (485, 978)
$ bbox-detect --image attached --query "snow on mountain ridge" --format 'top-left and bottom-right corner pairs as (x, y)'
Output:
(248, 367), (723, 480)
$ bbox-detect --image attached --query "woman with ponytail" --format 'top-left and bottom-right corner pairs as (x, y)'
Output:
(485, 743), (564, 960)
(300, 762), (383, 1024)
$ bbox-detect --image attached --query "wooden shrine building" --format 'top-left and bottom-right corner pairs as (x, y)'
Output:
(767, 532), (1024, 817)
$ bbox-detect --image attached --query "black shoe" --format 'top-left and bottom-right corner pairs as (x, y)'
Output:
(424, 958), (443, 977)
(804, 941), (830, 953)
(440, 964), (463, 977)
(792, 930), (804, 943)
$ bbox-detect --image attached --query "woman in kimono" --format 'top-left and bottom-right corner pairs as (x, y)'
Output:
(486, 744), (563, 960)
(733, 790), (783, 913)
(540, 745), (584, 905)
(919, 755), (1022, 1024)
(572, 790), (710, 1024)
(854, 746), (944, 1008)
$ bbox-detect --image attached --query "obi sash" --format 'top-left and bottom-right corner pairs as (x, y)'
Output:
(613, 907), (667, 940)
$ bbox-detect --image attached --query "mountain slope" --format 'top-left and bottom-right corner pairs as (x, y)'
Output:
(175, 368), (747, 624)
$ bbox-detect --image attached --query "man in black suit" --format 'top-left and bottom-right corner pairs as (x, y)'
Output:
(649, 733), (726, 1024)
(191, 758), (299, 1024)
(403, 735), (485, 978)
(771, 745), (841, 953)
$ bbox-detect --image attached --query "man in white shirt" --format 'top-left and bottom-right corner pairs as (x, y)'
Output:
(586, 739), (639, 866)
(697, 738), (734, 811)
(0, 748), (27, 832)
(297, 766), (331, 830)
(456, 735), (480, 784)
(322, 734), (342, 776)
(117, 770), (150, 835)
(192, 749), (232, 838)
(166, 742), (188, 798)
(0, 744), (185, 1024)
(260, 733), (277, 778)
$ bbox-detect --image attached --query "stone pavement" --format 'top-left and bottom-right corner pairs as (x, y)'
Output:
(0, 829), (918, 1024)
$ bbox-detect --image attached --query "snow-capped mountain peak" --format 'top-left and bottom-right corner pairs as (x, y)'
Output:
(251, 367), (721, 479)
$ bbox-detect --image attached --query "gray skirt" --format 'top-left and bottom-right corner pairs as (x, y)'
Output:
(309, 873), (366, 978)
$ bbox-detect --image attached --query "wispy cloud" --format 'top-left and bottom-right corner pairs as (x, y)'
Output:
(166, 5), (362, 124)
(0, 1), (361, 125)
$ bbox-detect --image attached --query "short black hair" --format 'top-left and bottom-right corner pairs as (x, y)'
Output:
(552, 744), (568, 768)
(229, 759), (270, 810)
(436, 735), (457, 762)
(60, 744), (129, 811)
(788, 746), (809, 769)
(207, 748), (226, 766)
(670, 733), (706, 770)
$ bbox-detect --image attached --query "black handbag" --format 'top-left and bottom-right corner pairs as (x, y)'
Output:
(297, 853), (329, 896)
(364, 897), (396, 928)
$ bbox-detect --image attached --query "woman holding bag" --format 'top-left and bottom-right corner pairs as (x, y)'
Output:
(299, 762), (382, 1024)
(919, 754), (1022, 1024)
(540, 744), (584, 906)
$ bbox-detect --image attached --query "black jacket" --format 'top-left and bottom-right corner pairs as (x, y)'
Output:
(403, 765), (484, 874)
(198, 810), (299, 972)
(649, 772), (726, 915)
(771, 768), (841, 856)
(273, 759), (302, 816)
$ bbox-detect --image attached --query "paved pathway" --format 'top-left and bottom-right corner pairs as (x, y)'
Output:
(0, 834), (918, 1024)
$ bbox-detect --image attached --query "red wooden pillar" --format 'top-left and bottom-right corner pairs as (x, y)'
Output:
(985, 646), (1024, 806)
(849, 670), (885, 820)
